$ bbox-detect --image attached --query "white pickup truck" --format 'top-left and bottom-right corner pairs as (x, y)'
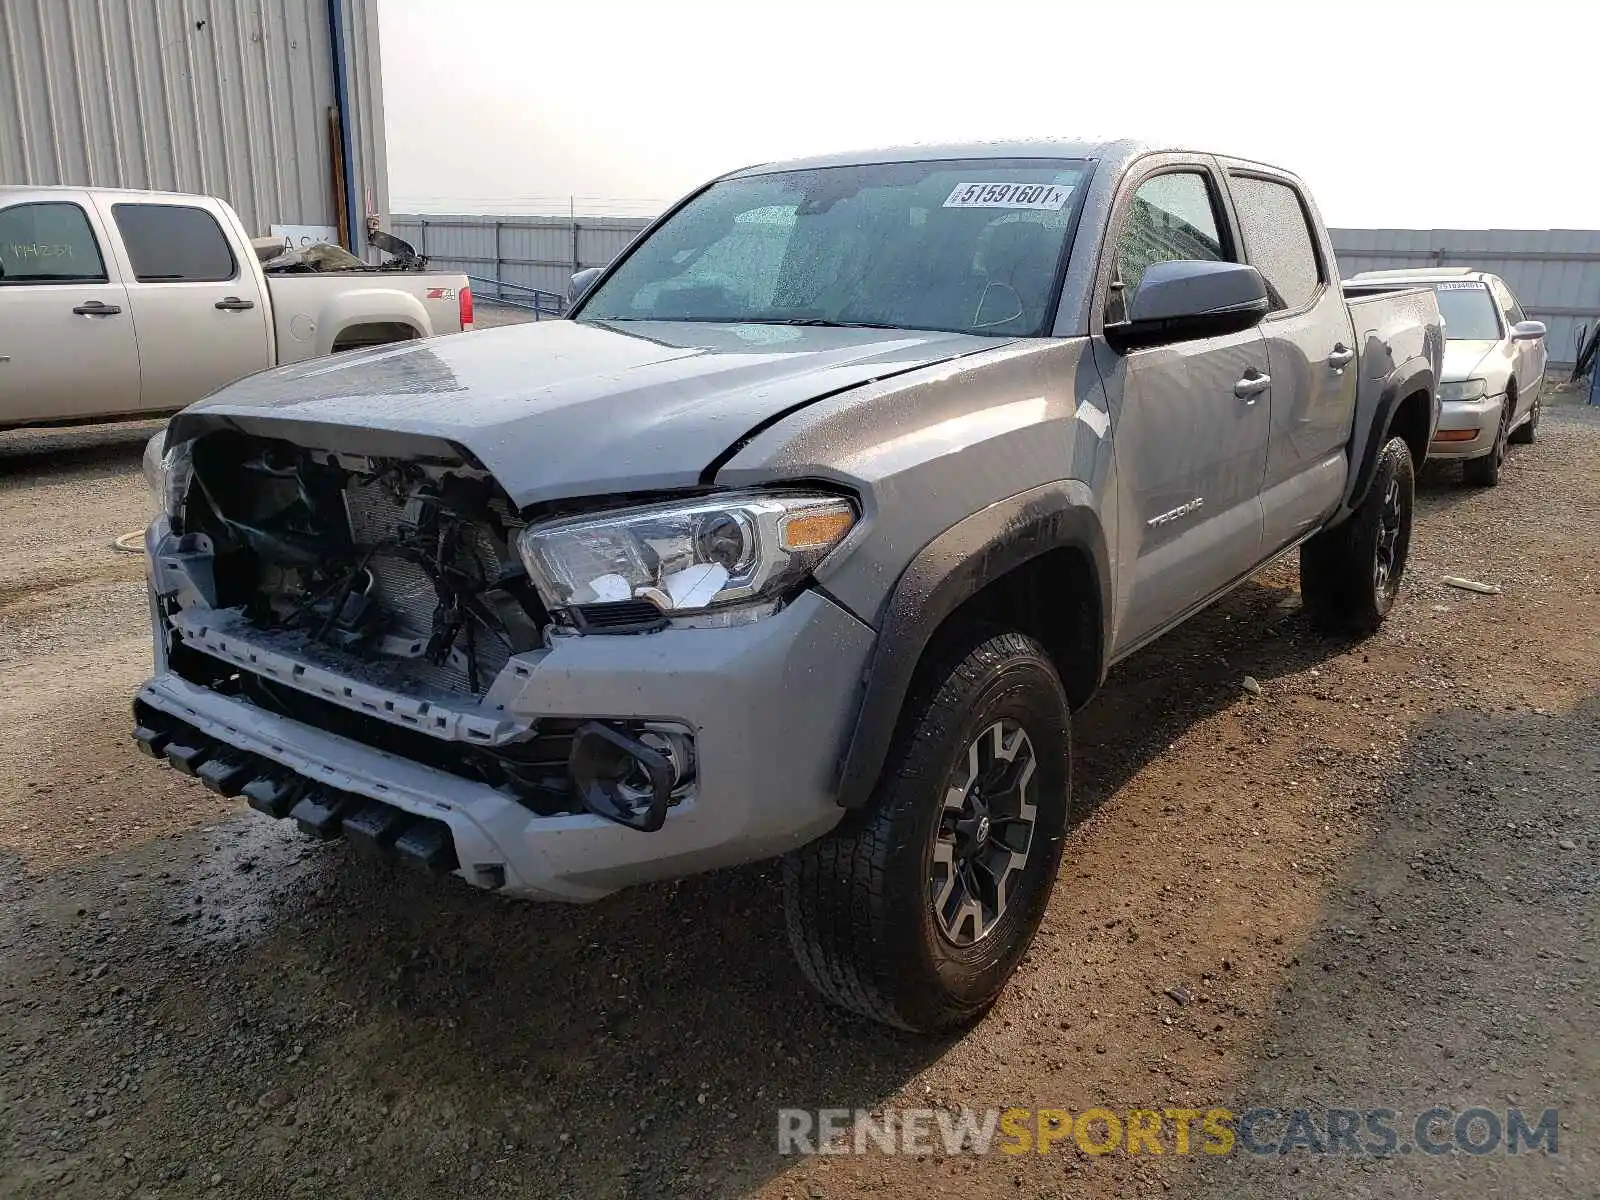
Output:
(0, 186), (473, 429)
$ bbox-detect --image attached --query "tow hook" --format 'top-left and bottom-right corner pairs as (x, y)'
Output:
(568, 722), (684, 832)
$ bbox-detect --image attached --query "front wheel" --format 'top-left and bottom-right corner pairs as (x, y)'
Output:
(1301, 436), (1415, 635)
(1463, 397), (1511, 486)
(783, 627), (1071, 1032)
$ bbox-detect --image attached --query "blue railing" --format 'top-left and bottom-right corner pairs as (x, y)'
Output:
(466, 275), (566, 319)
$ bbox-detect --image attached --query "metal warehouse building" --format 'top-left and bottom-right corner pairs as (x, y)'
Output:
(0, 0), (388, 254)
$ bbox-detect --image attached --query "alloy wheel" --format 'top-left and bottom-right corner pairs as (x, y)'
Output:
(929, 720), (1039, 946)
(1374, 475), (1404, 599)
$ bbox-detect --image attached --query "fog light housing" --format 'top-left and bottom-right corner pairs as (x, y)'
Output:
(568, 722), (693, 832)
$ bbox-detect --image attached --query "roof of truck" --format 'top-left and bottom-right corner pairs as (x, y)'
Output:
(723, 138), (1291, 178)
(1350, 267), (1494, 283)
(0, 184), (218, 203)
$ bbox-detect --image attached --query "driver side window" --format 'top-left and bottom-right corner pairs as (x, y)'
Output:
(1107, 171), (1227, 323)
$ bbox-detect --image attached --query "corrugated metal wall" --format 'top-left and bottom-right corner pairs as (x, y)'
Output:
(1332, 228), (1600, 370)
(0, 0), (388, 248)
(390, 214), (652, 302)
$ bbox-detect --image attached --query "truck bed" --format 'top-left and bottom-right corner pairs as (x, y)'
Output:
(1340, 284), (1445, 510)
(265, 271), (472, 364)
(1344, 285), (1442, 384)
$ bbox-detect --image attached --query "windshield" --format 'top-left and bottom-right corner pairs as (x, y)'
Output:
(577, 158), (1089, 337)
(1432, 282), (1502, 342)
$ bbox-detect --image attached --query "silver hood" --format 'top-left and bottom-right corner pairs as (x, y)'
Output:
(170, 319), (1003, 507)
(1440, 339), (1498, 385)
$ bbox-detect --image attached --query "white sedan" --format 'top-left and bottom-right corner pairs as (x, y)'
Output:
(1346, 268), (1547, 486)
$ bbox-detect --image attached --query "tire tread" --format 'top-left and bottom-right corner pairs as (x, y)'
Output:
(1300, 436), (1414, 635)
(784, 629), (1060, 1031)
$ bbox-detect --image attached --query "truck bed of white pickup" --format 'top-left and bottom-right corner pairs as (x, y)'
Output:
(0, 185), (473, 429)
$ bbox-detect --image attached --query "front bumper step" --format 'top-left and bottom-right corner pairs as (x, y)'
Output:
(164, 737), (213, 776)
(196, 754), (255, 797)
(134, 700), (459, 874)
(242, 774), (301, 819)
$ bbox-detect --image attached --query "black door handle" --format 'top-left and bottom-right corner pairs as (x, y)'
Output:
(215, 296), (256, 311)
(72, 301), (121, 316)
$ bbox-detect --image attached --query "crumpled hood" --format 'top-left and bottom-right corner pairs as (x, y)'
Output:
(172, 319), (1002, 506)
(1441, 340), (1499, 385)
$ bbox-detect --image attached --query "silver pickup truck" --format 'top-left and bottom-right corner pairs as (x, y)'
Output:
(134, 140), (1442, 1032)
(0, 186), (472, 429)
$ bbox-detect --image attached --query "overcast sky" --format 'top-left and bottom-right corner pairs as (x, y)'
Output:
(380, 0), (1598, 229)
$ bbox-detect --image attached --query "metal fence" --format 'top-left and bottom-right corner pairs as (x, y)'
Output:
(391, 214), (652, 308)
(1331, 228), (1600, 371)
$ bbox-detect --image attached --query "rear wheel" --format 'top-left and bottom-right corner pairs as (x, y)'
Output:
(1301, 436), (1415, 635)
(1508, 389), (1539, 445)
(783, 627), (1071, 1032)
(1463, 393), (1511, 486)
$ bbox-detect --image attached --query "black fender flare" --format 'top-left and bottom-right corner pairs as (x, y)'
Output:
(1342, 359), (1437, 517)
(832, 481), (1112, 809)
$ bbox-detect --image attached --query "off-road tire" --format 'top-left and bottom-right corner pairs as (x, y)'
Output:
(1508, 389), (1539, 445)
(1300, 435), (1415, 635)
(1463, 396), (1510, 486)
(783, 627), (1071, 1032)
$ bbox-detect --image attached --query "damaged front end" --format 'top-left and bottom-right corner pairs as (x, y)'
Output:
(174, 430), (542, 696)
(142, 429), (696, 842)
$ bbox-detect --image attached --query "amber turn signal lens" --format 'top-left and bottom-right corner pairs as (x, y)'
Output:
(778, 506), (855, 552)
(1432, 429), (1479, 443)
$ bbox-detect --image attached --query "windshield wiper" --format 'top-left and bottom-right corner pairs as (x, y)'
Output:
(584, 315), (908, 329)
(765, 318), (906, 330)
(586, 315), (942, 333)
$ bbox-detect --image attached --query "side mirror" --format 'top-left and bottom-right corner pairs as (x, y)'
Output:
(568, 266), (605, 307)
(1511, 319), (1546, 341)
(1105, 260), (1270, 352)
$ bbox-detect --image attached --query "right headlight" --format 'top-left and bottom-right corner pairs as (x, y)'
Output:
(516, 492), (858, 620)
(142, 434), (194, 521)
(1438, 378), (1488, 402)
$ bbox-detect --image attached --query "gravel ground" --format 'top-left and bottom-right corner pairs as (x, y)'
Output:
(0, 406), (1595, 1199)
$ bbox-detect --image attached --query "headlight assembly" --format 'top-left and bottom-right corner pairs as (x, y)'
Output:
(1439, 378), (1488, 402)
(143, 434), (194, 521)
(516, 492), (857, 621)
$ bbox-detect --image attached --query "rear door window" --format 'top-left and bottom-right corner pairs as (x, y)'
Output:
(0, 202), (108, 284)
(111, 203), (237, 282)
(1228, 175), (1322, 311)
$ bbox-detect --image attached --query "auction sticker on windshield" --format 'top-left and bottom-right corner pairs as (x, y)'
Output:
(943, 182), (1072, 210)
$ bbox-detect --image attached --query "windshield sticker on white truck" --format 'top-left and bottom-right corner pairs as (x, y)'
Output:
(942, 182), (1072, 211)
(1434, 282), (1487, 291)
